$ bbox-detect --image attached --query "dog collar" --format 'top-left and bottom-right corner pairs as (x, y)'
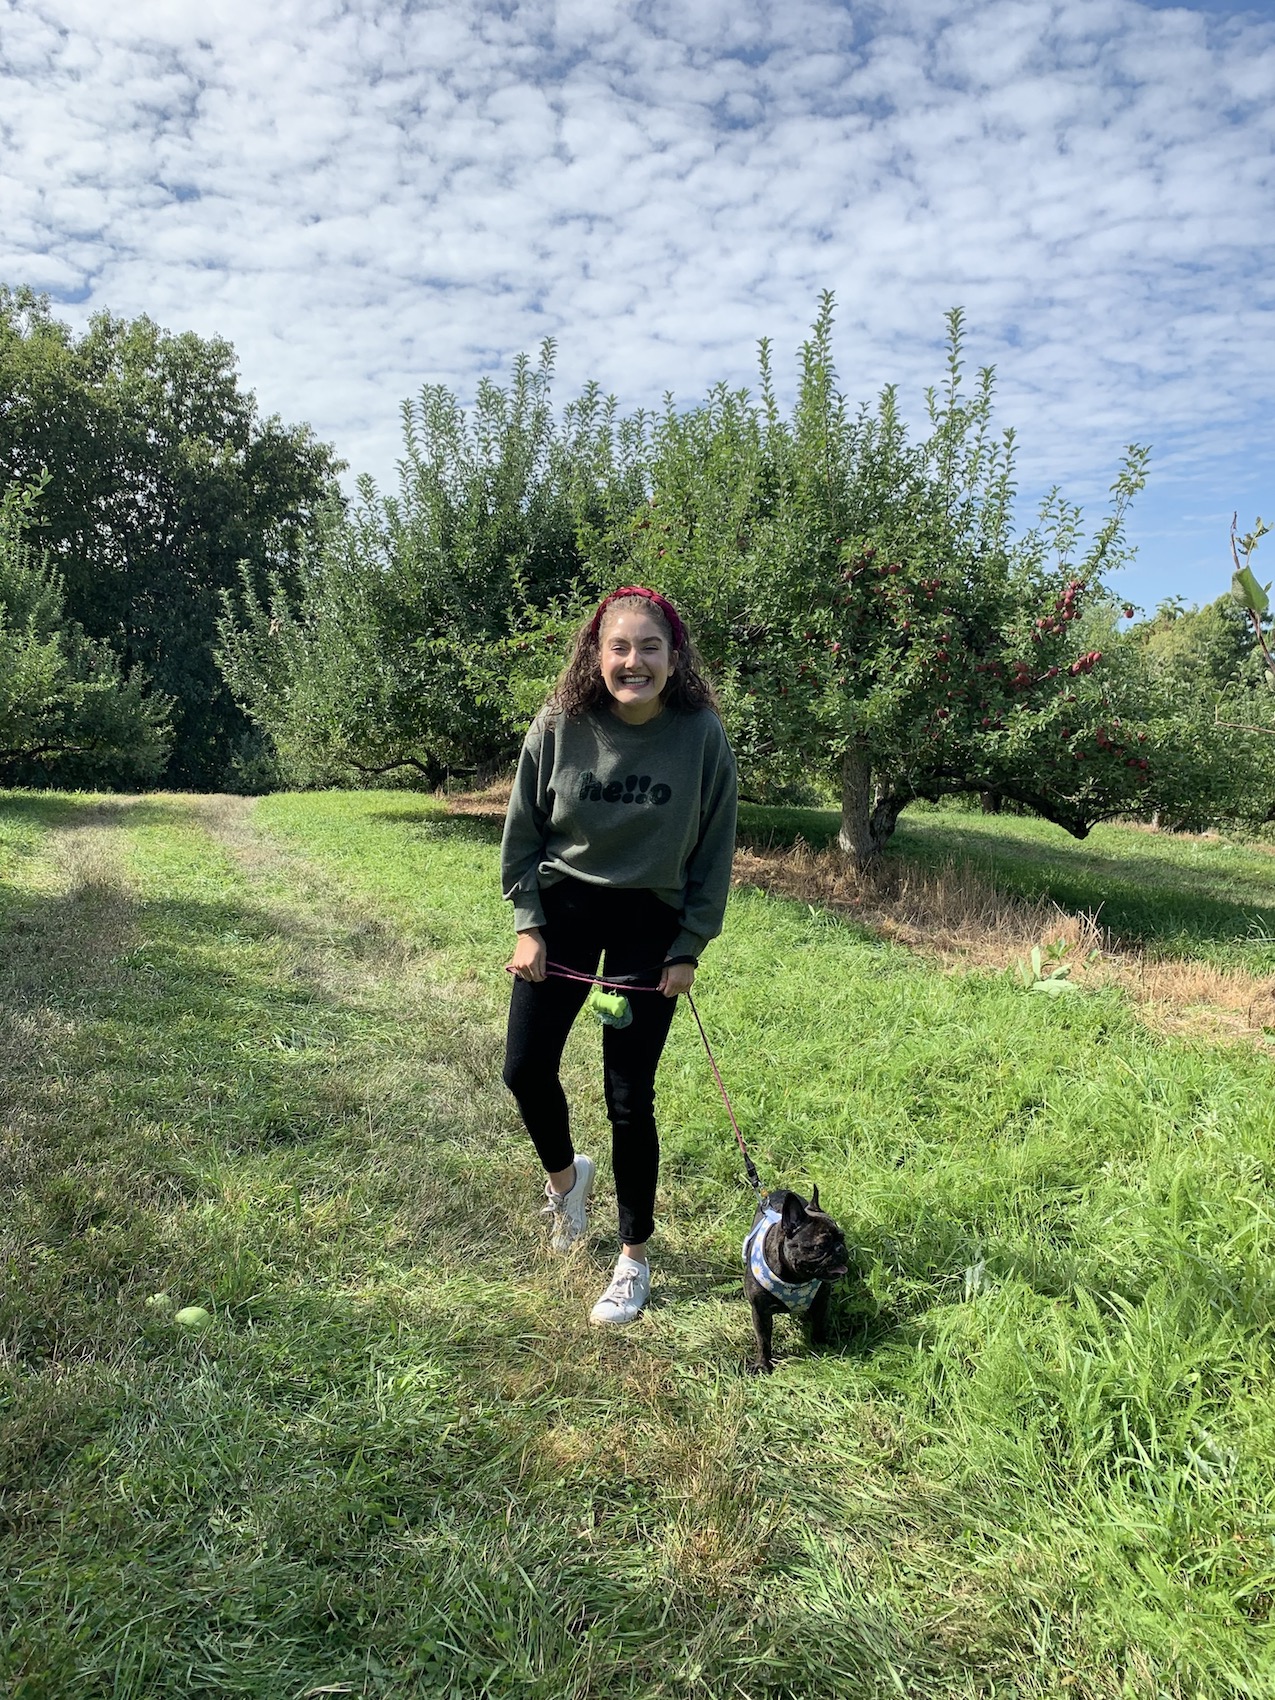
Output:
(742, 1208), (822, 1315)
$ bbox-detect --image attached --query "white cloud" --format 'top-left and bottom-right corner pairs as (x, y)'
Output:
(1, 0), (1273, 603)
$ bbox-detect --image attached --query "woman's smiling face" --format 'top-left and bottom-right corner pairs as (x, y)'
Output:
(598, 607), (674, 722)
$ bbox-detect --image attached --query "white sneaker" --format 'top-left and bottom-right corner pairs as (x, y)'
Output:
(589, 1255), (651, 1326)
(540, 1154), (595, 1252)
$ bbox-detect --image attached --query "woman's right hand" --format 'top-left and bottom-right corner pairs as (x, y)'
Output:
(508, 928), (546, 982)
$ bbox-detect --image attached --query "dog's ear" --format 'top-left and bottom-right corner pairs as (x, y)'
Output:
(810, 1184), (820, 1213)
(781, 1191), (807, 1233)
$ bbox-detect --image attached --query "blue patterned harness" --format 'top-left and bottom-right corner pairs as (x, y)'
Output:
(743, 1206), (822, 1315)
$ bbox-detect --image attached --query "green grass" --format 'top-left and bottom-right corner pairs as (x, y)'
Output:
(2, 789), (1275, 1698)
(739, 801), (1275, 971)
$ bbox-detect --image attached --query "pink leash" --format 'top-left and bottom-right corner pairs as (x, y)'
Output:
(683, 989), (765, 1199)
(505, 960), (766, 1199)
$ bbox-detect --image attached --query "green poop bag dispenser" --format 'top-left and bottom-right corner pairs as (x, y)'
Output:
(587, 986), (633, 1029)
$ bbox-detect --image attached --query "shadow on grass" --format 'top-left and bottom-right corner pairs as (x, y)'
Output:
(736, 803), (840, 852)
(368, 805), (505, 843)
(0, 791), (182, 833)
(898, 817), (1275, 889)
(363, 803), (443, 825)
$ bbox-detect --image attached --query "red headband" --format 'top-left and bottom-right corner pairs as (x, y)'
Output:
(589, 586), (685, 651)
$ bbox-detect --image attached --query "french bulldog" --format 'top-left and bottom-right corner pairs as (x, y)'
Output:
(743, 1187), (849, 1374)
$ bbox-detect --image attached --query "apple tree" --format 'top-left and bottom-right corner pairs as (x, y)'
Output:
(219, 347), (645, 785)
(631, 298), (1226, 863)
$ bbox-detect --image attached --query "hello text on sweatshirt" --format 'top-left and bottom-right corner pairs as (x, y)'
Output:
(500, 705), (738, 963)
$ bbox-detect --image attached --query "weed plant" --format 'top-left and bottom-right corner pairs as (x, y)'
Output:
(2, 790), (1274, 1699)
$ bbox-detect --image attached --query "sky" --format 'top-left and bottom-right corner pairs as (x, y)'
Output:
(3, 0), (1273, 614)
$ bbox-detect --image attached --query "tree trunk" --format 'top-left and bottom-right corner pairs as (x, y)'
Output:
(837, 747), (903, 869)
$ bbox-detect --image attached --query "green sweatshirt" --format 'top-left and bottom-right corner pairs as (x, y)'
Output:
(500, 704), (738, 962)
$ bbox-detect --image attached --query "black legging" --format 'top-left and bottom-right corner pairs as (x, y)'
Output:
(502, 878), (682, 1247)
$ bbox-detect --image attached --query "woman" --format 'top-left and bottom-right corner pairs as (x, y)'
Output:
(501, 586), (737, 1324)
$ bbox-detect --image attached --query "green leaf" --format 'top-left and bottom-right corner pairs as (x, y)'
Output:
(1231, 565), (1270, 616)
(1030, 945), (1042, 979)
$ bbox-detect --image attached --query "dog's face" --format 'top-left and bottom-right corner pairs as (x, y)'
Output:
(779, 1186), (849, 1283)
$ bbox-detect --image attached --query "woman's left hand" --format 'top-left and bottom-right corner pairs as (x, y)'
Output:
(658, 961), (696, 998)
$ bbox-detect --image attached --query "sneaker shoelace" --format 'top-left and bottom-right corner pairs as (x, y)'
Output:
(602, 1264), (645, 1304)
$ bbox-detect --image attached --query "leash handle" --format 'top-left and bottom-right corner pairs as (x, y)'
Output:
(504, 960), (766, 1199)
(522, 962), (655, 995)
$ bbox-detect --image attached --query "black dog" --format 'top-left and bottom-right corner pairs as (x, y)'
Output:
(743, 1187), (849, 1374)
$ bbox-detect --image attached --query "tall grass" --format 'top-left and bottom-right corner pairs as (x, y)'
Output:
(1, 789), (1273, 1698)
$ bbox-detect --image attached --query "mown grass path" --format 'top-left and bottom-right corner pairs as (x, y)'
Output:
(2, 791), (1274, 1699)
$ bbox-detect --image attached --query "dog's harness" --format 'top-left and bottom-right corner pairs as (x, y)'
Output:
(742, 1207), (822, 1315)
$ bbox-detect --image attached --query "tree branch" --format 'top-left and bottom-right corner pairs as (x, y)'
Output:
(348, 756), (444, 780)
(1213, 715), (1275, 737)
(0, 740), (90, 763)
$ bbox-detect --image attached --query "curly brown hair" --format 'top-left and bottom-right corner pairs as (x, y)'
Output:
(548, 592), (721, 719)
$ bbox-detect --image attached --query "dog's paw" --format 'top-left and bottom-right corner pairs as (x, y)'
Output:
(744, 1357), (774, 1377)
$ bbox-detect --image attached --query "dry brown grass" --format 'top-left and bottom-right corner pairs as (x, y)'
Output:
(1109, 955), (1275, 1043)
(442, 779), (512, 822)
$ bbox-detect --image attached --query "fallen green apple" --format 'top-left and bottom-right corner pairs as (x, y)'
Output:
(174, 1306), (212, 1329)
(145, 1292), (172, 1311)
